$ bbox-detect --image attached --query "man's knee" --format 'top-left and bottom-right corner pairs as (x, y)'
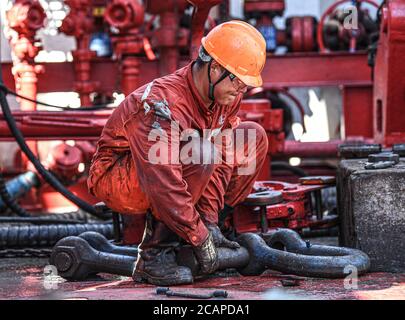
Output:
(236, 121), (267, 141)
(234, 121), (268, 156)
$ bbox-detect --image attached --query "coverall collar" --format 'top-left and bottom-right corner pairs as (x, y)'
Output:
(187, 61), (217, 116)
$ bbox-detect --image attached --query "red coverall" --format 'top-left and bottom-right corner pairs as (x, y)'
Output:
(88, 62), (268, 246)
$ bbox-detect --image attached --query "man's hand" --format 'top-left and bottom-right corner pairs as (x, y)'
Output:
(207, 223), (240, 249)
(193, 232), (219, 274)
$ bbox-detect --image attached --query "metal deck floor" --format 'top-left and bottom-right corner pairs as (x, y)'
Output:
(1, 237), (404, 300)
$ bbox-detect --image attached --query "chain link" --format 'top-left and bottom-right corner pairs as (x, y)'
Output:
(0, 248), (52, 258)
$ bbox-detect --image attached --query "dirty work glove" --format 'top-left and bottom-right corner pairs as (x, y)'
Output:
(193, 232), (219, 274)
(207, 223), (240, 249)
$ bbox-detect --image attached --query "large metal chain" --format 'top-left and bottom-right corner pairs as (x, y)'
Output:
(0, 248), (52, 258)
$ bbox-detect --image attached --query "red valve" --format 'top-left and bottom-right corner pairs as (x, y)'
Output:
(6, 0), (46, 35)
(105, 0), (144, 31)
(317, 0), (379, 53)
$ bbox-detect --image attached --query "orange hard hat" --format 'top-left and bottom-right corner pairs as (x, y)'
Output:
(201, 20), (266, 88)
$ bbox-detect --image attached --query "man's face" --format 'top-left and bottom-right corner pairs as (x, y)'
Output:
(209, 61), (248, 106)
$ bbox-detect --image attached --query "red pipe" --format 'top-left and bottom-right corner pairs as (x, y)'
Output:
(5, 0), (46, 166)
(189, 0), (221, 60)
(246, 87), (307, 133)
(278, 139), (378, 158)
(281, 140), (344, 158)
(0, 110), (111, 141)
(159, 11), (179, 75)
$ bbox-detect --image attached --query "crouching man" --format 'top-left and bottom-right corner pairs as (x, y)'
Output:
(88, 21), (268, 285)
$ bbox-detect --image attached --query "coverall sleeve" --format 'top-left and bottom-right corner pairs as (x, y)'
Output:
(123, 103), (209, 247)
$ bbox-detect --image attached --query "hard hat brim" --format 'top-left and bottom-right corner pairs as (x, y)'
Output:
(238, 74), (263, 88)
(201, 28), (265, 88)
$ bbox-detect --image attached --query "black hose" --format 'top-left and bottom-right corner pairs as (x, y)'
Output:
(376, 0), (386, 25)
(46, 210), (97, 222)
(0, 83), (113, 111)
(0, 208), (105, 225)
(0, 171), (30, 217)
(0, 223), (113, 248)
(271, 161), (308, 177)
(0, 216), (85, 225)
(0, 171), (104, 222)
(0, 76), (105, 219)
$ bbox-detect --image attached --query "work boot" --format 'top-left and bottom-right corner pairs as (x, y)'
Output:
(132, 212), (193, 286)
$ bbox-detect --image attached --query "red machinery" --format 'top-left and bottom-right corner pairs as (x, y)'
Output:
(1, 0), (405, 244)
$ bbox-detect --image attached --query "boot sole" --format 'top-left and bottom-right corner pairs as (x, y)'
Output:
(133, 271), (193, 286)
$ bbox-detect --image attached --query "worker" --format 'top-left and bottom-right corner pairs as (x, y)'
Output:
(88, 20), (268, 286)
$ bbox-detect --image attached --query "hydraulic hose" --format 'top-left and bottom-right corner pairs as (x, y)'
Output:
(0, 83), (112, 111)
(271, 161), (308, 177)
(0, 216), (85, 225)
(0, 73), (106, 219)
(0, 223), (113, 248)
(45, 210), (99, 222)
(0, 171), (31, 217)
(0, 171), (103, 222)
(0, 171), (39, 213)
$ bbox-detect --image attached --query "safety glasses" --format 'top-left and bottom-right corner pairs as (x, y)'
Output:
(228, 72), (247, 90)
